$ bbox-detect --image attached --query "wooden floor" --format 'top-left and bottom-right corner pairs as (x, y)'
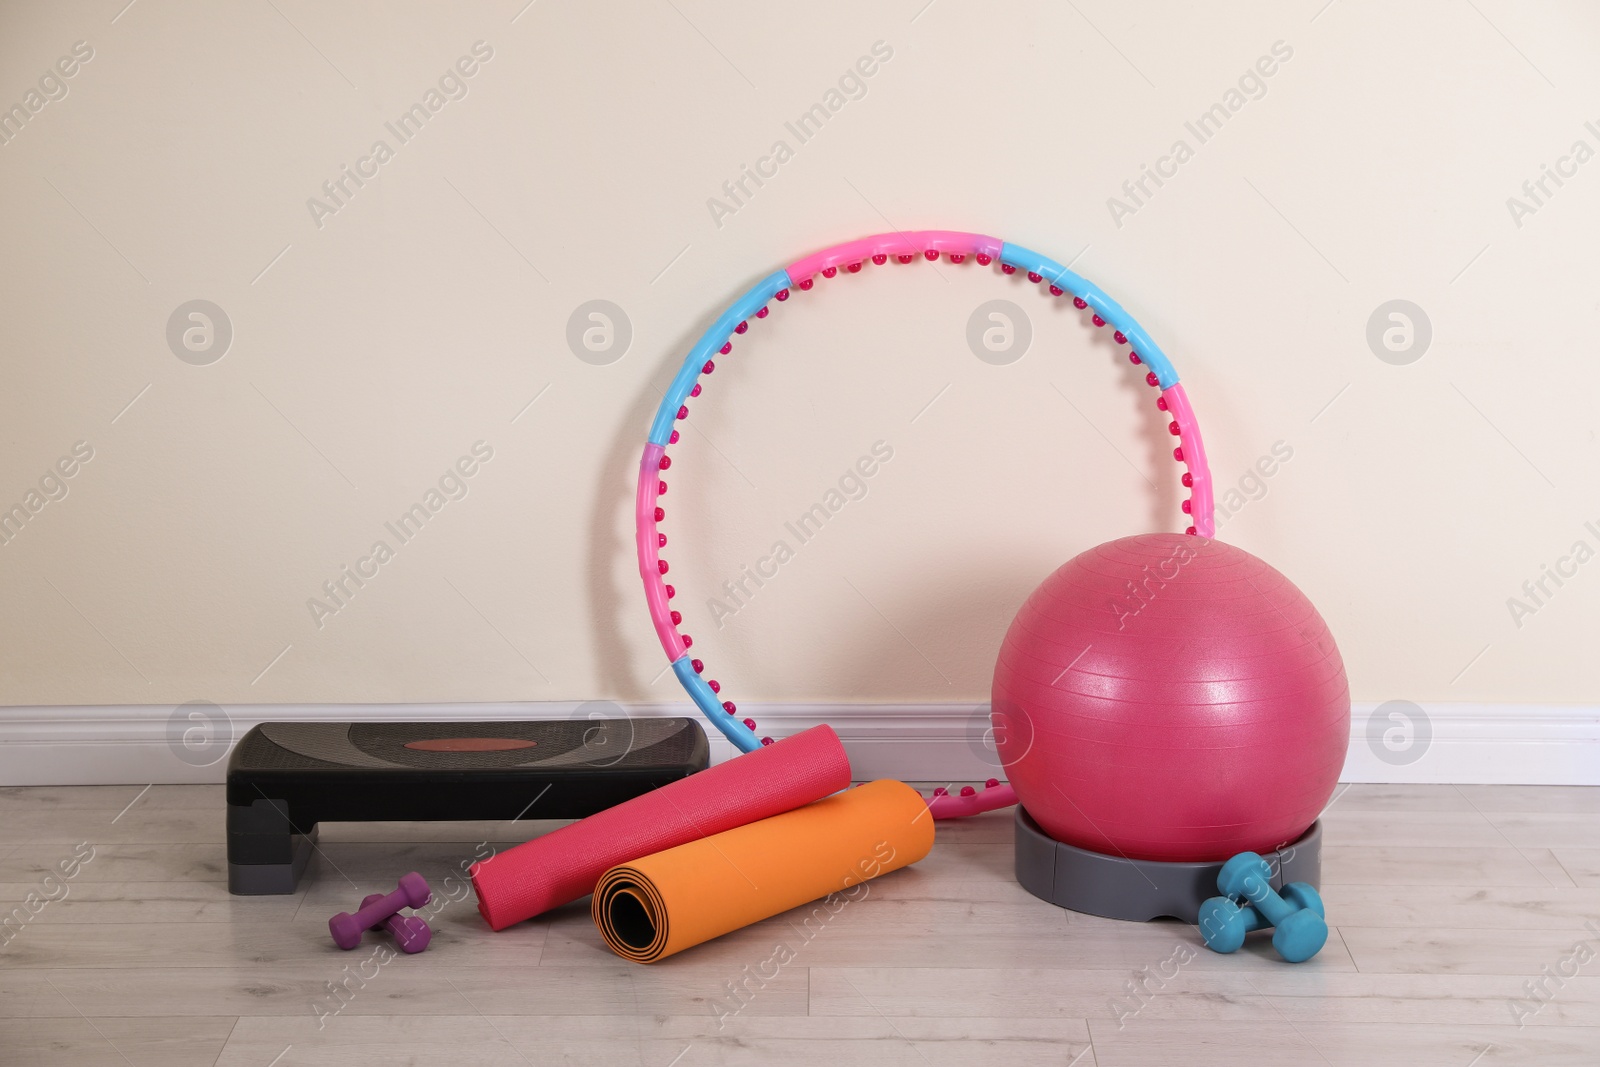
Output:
(1, 783), (1598, 1065)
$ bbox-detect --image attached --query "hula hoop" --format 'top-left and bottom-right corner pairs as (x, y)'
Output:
(634, 231), (1215, 817)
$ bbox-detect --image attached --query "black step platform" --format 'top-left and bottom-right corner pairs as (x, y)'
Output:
(226, 718), (709, 894)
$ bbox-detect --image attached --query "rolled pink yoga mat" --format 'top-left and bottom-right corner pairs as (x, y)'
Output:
(470, 724), (852, 930)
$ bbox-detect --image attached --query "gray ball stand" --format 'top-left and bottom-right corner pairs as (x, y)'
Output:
(1014, 806), (1322, 923)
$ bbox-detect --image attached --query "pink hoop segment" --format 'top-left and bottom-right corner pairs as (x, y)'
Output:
(1160, 384), (1215, 538)
(787, 230), (1004, 280)
(636, 442), (683, 660)
(926, 783), (1017, 819)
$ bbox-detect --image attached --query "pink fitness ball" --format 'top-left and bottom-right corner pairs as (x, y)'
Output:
(991, 533), (1348, 863)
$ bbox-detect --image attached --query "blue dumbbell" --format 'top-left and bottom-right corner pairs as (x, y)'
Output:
(1198, 882), (1323, 953)
(1198, 853), (1327, 963)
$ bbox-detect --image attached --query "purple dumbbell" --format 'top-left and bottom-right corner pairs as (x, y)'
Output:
(329, 872), (430, 950)
(360, 892), (432, 954)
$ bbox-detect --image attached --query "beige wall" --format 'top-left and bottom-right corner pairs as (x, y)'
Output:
(0, 0), (1595, 711)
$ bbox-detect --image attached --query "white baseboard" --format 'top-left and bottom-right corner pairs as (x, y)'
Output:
(0, 701), (1594, 787)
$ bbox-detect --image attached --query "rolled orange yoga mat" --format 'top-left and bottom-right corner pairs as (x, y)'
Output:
(592, 778), (935, 963)
(471, 724), (851, 930)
